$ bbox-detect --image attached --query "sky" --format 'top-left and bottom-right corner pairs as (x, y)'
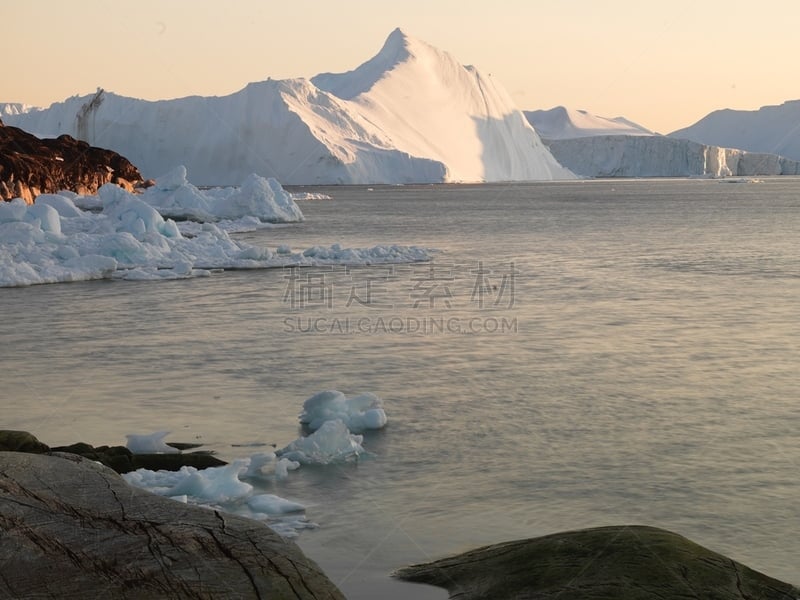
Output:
(3, 0), (798, 134)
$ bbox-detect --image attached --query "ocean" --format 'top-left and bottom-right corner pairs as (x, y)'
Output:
(3, 178), (798, 598)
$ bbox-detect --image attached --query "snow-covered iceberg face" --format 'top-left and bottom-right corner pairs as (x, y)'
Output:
(299, 390), (387, 433)
(0, 168), (430, 287)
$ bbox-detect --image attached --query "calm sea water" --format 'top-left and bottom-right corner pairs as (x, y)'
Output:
(2, 179), (799, 598)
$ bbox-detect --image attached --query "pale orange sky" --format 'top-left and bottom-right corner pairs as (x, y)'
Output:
(3, 0), (798, 133)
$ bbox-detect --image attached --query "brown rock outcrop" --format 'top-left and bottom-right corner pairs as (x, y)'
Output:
(0, 118), (143, 203)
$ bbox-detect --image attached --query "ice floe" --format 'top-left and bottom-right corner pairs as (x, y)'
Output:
(0, 169), (430, 287)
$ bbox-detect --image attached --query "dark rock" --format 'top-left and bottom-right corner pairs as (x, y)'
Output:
(166, 442), (205, 451)
(394, 525), (798, 600)
(0, 429), (50, 453)
(0, 121), (144, 203)
(129, 452), (227, 473)
(0, 451), (345, 599)
(1, 431), (227, 474)
(47, 442), (227, 474)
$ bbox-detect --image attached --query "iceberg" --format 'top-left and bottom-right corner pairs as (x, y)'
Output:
(525, 106), (800, 178)
(669, 99), (800, 161)
(525, 106), (655, 139)
(4, 30), (572, 184)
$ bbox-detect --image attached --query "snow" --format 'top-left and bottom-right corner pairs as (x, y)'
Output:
(669, 100), (800, 161)
(4, 29), (572, 184)
(299, 390), (387, 433)
(524, 106), (655, 140)
(0, 170), (431, 288)
(0, 102), (34, 117)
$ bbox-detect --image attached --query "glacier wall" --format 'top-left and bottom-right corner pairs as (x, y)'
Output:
(544, 135), (800, 178)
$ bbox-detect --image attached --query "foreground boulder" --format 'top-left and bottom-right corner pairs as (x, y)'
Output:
(0, 452), (344, 599)
(394, 525), (798, 600)
(0, 118), (143, 203)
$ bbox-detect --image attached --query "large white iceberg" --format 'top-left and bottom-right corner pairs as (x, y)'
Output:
(4, 29), (572, 184)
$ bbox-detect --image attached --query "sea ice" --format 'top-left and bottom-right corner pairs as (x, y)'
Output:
(140, 166), (304, 223)
(0, 173), (431, 287)
(299, 390), (387, 433)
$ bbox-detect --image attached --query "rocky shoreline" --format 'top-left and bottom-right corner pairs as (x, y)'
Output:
(0, 429), (226, 474)
(2, 432), (797, 599)
(0, 119), (144, 203)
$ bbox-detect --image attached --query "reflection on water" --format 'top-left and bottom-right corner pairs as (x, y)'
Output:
(2, 179), (799, 597)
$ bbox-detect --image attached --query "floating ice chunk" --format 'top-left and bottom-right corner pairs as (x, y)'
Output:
(140, 167), (304, 224)
(241, 452), (300, 480)
(247, 494), (306, 515)
(290, 192), (333, 200)
(211, 173), (304, 223)
(124, 461), (254, 503)
(300, 390), (387, 433)
(165, 461), (253, 503)
(278, 419), (365, 464)
(125, 431), (180, 454)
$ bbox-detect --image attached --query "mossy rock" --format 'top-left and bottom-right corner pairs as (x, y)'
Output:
(0, 430), (49, 453)
(394, 525), (798, 600)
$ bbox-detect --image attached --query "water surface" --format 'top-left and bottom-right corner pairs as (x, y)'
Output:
(3, 179), (798, 597)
